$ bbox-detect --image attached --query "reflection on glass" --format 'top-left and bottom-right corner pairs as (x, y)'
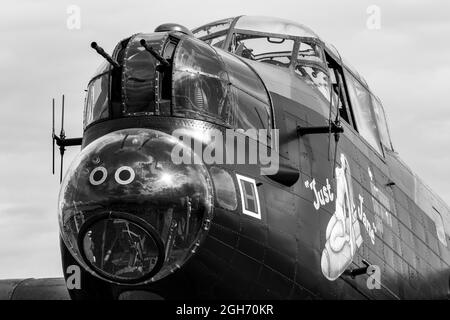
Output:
(58, 128), (214, 284)
(232, 86), (271, 130)
(295, 66), (329, 100)
(345, 71), (382, 154)
(231, 34), (294, 68)
(173, 37), (272, 131)
(122, 33), (168, 115)
(295, 41), (330, 101)
(210, 167), (237, 211)
(203, 34), (227, 48)
(83, 218), (160, 281)
(192, 17), (234, 38)
(84, 73), (109, 128)
(173, 37), (228, 123)
(298, 42), (324, 64)
(371, 97), (392, 150)
(234, 16), (319, 39)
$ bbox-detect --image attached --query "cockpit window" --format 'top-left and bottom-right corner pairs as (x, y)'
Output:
(202, 34), (227, 48)
(234, 16), (318, 39)
(371, 97), (393, 151)
(192, 18), (234, 38)
(345, 70), (382, 154)
(297, 42), (324, 64)
(296, 66), (329, 100)
(294, 41), (330, 100)
(231, 34), (294, 68)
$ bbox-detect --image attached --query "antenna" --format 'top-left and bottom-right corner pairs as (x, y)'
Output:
(52, 98), (55, 175)
(61, 94), (65, 139)
(51, 95), (83, 183)
(60, 95), (66, 182)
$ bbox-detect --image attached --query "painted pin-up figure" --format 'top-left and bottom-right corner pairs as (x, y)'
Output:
(321, 154), (363, 281)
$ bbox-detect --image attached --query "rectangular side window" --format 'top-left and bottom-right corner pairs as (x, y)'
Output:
(432, 207), (448, 247)
(344, 70), (382, 155)
(325, 52), (354, 128)
(371, 97), (393, 151)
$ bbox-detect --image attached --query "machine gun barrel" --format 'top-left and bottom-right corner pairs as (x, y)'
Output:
(140, 39), (170, 67)
(90, 42), (120, 68)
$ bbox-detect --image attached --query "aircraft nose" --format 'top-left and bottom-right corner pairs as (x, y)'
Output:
(58, 128), (213, 284)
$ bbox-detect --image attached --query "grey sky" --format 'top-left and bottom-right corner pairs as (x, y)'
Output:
(0, 0), (449, 278)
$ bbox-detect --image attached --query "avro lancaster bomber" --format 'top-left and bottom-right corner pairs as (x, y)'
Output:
(1, 16), (449, 300)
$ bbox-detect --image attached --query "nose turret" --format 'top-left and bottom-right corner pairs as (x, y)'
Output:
(58, 128), (213, 284)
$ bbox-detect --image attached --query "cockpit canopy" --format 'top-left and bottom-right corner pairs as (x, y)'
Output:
(192, 16), (324, 67)
(192, 16), (394, 154)
(192, 16), (319, 40)
(192, 16), (330, 99)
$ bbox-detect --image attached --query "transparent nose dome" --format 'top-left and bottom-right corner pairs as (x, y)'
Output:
(58, 128), (213, 284)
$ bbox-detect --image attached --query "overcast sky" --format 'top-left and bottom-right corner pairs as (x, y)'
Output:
(0, 0), (449, 279)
